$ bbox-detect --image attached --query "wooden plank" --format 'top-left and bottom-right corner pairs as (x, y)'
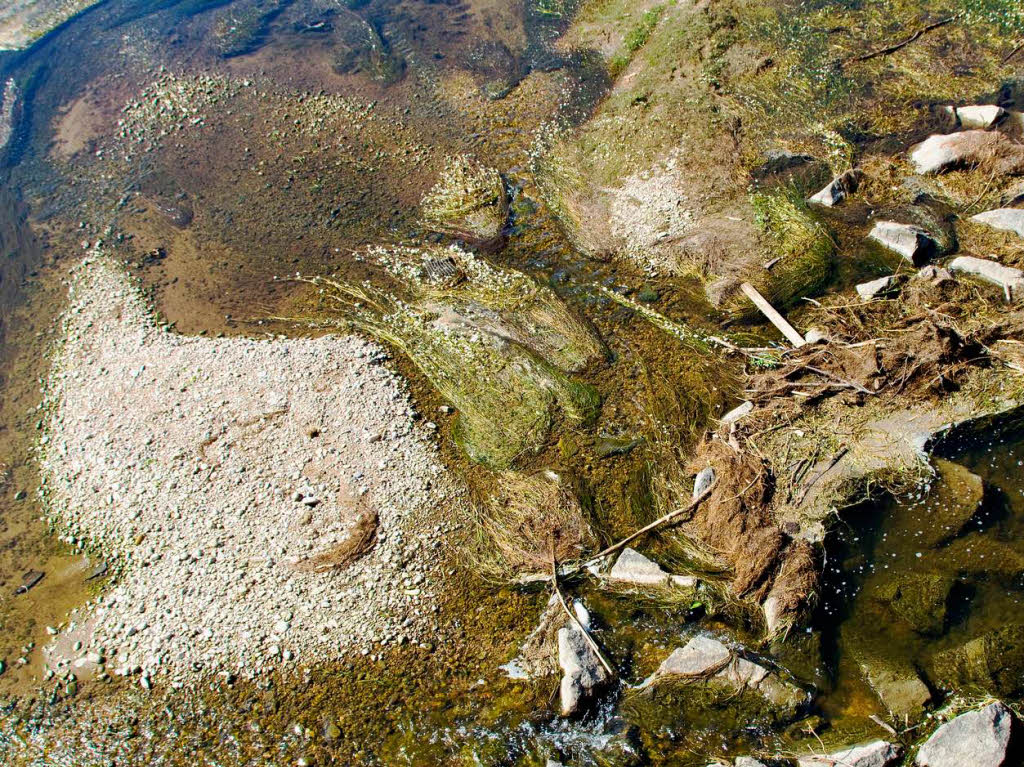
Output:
(740, 282), (807, 348)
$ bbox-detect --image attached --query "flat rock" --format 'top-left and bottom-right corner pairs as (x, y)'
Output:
(608, 547), (698, 589)
(558, 623), (609, 716)
(808, 169), (862, 207)
(972, 207), (1024, 238)
(734, 758), (769, 767)
(916, 265), (954, 285)
(798, 740), (901, 767)
(913, 130), (1024, 175)
(915, 701), (1015, 767)
(949, 256), (1024, 292)
(856, 275), (899, 301)
(868, 221), (937, 265)
(641, 635), (807, 714)
(944, 104), (1006, 130)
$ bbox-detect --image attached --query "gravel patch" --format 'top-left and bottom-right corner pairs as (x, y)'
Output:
(38, 255), (464, 687)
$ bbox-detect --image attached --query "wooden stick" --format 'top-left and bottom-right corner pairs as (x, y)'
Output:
(843, 16), (956, 65)
(581, 483), (716, 568)
(740, 283), (806, 348)
(550, 540), (615, 677)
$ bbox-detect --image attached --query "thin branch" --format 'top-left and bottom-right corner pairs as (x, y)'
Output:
(843, 16), (957, 65)
(550, 538), (615, 677)
(581, 483), (716, 569)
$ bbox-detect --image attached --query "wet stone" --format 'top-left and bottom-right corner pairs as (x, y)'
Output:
(807, 169), (862, 208)
(558, 623), (608, 716)
(866, 572), (954, 636)
(607, 547), (698, 589)
(915, 702), (1015, 767)
(797, 740), (901, 767)
(868, 222), (937, 265)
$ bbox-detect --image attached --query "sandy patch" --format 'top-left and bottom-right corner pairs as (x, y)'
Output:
(38, 255), (463, 688)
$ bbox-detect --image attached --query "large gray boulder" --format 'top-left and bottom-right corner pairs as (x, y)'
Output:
(915, 701), (1015, 767)
(608, 547), (698, 589)
(558, 622), (609, 716)
(949, 256), (1024, 292)
(972, 208), (1024, 239)
(869, 221), (937, 265)
(797, 740), (902, 767)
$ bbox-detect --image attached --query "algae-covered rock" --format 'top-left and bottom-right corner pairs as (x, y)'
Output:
(927, 623), (1024, 698)
(865, 572), (954, 636)
(421, 155), (509, 245)
(308, 245), (601, 468)
(330, 10), (404, 84)
(886, 458), (984, 549)
(846, 624), (930, 717)
(210, 0), (283, 57)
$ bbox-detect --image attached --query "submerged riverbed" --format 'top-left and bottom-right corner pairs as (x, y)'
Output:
(0, 0), (1024, 765)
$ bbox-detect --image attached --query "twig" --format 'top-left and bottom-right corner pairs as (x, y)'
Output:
(843, 16), (956, 65)
(870, 713), (899, 736)
(804, 365), (877, 395)
(580, 483), (716, 569)
(550, 539), (615, 677)
(1003, 40), (1024, 64)
(794, 447), (849, 506)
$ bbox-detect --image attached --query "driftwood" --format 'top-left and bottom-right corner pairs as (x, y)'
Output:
(740, 283), (806, 348)
(843, 16), (956, 65)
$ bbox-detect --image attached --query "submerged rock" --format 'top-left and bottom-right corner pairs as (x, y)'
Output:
(948, 256), (1024, 293)
(915, 702), (1015, 767)
(866, 572), (953, 636)
(807, 169), (862, 207)
(972, 208), (1024, 238)
(928, 624), (1024, 698)
(797, 740), (901, 767)
(856, 275), (899, 301)
(868, 221), (937, 265)
(420, 155), (509, 245)
(558, 622), (609, 716)
(607, 547), (698, 589)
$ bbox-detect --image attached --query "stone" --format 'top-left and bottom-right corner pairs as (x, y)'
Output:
(546, 761), (564, 767)
(721, 400), (754, 424)
(808, 169), (862, 207)
(927, 623), (1024, 698)
(645, 636), (732, 681)
(804, 327), (829, 344)
(798, 740), (901, 767)
(916, 265), (954, 285)
(735, 759), (769, 767)
(910, 130), (1024, 175)
(972, 207), (1024, 238)
(949, 256), (1024, 293)
(558, 623), (609, 716)
(640, 635), (807, 715)
(915, 702), (1015, 767)
(693, 467), (716, 499)
(946, 104), (1006, 130)
(919, 458), (984, 547)
(607, 548), (698, 589)
(868, 222), (937, 265)
(856, 275), (898, 301)
(858, 658), (931, 718)
(866, 572), (954, 636)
